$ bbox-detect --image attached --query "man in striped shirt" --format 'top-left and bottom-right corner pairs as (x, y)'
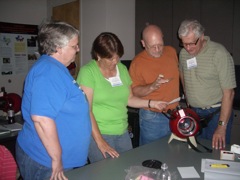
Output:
(178, 19), (236, 150)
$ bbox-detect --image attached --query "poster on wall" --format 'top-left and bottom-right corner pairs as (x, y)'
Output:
(0, 22), (38, 75)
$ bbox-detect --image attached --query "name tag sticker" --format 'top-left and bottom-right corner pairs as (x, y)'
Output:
(108, 76), (123, 87)
(187, 57), (197, 69)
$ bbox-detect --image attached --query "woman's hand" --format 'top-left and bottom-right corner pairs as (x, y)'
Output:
(97, 138), (120, 159)
(50, 159), (68, 180)
(151, 101), (168, 111)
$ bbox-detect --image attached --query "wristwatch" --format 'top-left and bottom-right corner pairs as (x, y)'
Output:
(218, 120), (227, 126)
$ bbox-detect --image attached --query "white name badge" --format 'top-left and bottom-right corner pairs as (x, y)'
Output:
(186, 57), (197, 69)
(108, 76), (123, 87)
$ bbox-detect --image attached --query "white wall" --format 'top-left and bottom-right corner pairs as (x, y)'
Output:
(0, 0), (47, 25)
(80, 0), (135, 65)
(0, 0), (47, 96)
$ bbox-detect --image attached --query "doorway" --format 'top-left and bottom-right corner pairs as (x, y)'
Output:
(52, 0), (80, 78)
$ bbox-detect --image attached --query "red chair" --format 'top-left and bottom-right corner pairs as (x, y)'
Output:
(0, 145), (17, 180)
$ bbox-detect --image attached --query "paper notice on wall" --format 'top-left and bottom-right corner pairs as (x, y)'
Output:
(0, 22), (38, 76)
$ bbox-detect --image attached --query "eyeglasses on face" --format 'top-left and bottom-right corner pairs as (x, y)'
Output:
(180, 38), (199, 48)
(145, 42), (164, 50)
(69, 44), (79, 50)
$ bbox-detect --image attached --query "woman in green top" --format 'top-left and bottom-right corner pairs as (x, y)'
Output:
(77, 32), (167, 163)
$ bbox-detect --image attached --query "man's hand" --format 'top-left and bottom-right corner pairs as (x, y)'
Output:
(212, 126), (226, 150)
(150, 74), (170, 90)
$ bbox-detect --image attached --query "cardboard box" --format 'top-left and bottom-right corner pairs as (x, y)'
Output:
(201, 159), (240, 180)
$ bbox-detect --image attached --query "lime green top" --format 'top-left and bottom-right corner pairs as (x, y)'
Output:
(77, 60), (132, 135)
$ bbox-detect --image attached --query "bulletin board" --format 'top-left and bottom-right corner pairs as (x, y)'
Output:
(0, 22), (38, 76)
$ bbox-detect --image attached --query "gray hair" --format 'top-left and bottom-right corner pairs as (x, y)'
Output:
(178, 20), (205, 39)
(38, 21), (79, 55)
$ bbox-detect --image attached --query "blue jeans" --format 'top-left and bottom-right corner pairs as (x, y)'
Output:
(88, 131), (133, 163)
(139, 109), (171, 145)
(192, 107), (233, 144)
(16, 142), (52, 180)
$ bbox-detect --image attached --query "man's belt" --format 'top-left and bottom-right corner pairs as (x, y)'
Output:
(201, 103), (221, 110)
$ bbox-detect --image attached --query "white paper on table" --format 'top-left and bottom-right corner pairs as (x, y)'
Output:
(177, 166), (200, 178)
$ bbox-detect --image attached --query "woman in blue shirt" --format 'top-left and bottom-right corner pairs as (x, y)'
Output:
(16, 21), (91, 180)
